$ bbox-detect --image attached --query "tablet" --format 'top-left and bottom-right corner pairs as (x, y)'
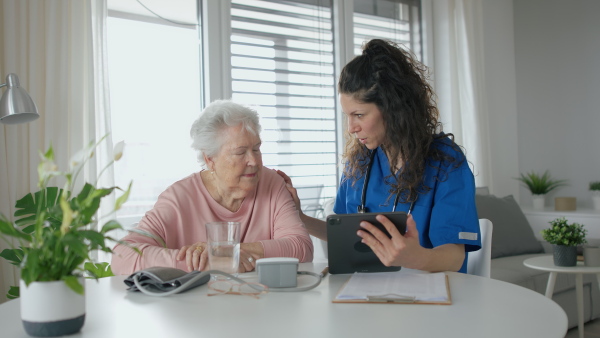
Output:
(326, 212), (408, 274)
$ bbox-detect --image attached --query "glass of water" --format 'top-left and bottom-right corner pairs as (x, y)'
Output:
(205, 222), (241, 278)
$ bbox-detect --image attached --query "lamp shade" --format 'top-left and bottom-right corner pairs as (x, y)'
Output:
(0, 73), (39, 124)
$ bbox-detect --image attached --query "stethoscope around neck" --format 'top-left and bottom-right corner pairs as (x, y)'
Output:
(357, 149), (416, 214)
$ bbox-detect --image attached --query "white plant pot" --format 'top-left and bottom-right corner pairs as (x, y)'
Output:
(532, 194), (545, 210)
(593, 194), (600, 211)
(20, 279), (85, 337)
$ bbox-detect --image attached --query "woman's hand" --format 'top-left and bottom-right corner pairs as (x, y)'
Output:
(177, 242), (265, 273)
(177, 242), (208, 272)
(358, 214), (465, 272)
(357, 214), (424, 269)
(275, 169), (302, 212)
(239, 249), (258, 273)
(238, 242), (264, 273)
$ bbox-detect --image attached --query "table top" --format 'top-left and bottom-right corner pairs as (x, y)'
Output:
(0, 263), (567, 338)
(524, 255), (600, 274)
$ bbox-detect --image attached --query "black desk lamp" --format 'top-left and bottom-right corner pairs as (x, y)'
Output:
(0, 73), (39, 124)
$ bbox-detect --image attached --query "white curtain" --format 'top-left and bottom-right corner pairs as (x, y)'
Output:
(423, 0), (491, 188)
(0, 0), (112, 304)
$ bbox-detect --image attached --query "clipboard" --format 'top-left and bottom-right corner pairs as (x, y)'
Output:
(332, 272), (452, 305)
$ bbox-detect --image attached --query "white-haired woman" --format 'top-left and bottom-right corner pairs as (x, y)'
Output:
(112, 100), (313, 275)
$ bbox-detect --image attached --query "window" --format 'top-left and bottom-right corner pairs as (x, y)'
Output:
(230, 0), (337, 211)
(228, 0), (421, 211)
(106, 0), (421, 225)
(353, 0), (421, 57)
(107, 16), (202, 227)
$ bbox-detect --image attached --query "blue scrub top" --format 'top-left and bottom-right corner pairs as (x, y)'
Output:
(333, 138), (481, 273)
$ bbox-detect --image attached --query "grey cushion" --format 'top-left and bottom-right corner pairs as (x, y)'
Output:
(475, 186), (490, 195)
(475, 194), (544, 259)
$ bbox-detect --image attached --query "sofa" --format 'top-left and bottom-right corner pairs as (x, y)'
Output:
(476, 193), (600, 329)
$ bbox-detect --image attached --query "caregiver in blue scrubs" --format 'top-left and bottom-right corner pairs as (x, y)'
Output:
(278, 39), (480, 273)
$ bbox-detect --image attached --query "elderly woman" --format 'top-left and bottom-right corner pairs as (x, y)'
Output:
(111, 100), (314, 275)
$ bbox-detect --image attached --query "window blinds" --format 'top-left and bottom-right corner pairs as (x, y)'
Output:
(353, 0), (420, 56)
(231, 0), (337, 208)
(229, 0), (421, 211)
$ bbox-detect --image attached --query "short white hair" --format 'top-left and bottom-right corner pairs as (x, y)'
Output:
(190, 100), (261, 166)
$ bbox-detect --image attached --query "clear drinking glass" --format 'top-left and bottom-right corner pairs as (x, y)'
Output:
(205, 222), (241, 278)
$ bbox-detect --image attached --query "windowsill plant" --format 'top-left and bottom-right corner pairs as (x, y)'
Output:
(515, 170), (567, 209)
(516, 170), (567, 195)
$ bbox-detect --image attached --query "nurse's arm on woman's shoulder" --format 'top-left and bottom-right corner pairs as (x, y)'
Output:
(275, 169), (328, 241)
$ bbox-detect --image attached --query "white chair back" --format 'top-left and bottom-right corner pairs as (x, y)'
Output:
(467, 218), (493, 278)
(296, 184), (324, 218)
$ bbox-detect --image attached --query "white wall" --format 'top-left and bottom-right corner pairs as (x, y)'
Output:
(481, 0), (521, 200)
(513, 0), (600, 208)
(480, 0), (600, 208)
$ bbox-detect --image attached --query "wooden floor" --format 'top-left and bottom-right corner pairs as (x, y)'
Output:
(565, 319), (600, 338)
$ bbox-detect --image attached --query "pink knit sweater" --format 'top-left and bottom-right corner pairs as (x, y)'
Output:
(111, 168), (313, 275)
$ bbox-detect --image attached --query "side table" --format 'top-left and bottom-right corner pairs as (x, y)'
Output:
(524, 255), (600, 338)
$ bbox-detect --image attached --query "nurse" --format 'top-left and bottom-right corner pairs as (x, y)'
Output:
(278, 39), (481, 273)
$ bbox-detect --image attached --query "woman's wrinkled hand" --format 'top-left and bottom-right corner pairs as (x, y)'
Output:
(239, 249), (258, 273)
(177, 242), (209, 272)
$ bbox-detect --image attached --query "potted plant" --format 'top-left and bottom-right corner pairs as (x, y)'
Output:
(590, 181), (600, 210)
(541, 217), (587, 266)
(0, 136), (133, 337)
(515, 170), (567, 210)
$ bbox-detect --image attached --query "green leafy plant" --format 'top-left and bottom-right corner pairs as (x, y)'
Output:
(0, 136), (134, 297)
(589, 181), (600, 191)
(84, 261), (114, 279)
(515, 170), (567, 195)
(541, 217), (587, 247)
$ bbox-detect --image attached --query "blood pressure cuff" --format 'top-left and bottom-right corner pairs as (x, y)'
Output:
(124, 267), (210, 294)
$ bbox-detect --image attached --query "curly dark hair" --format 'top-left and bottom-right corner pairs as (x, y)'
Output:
(339, 39), (462, 203)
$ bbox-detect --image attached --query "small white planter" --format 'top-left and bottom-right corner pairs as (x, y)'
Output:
(20, 279), (85, 337)
(592, 192), (600, 210)
(532, 194), (546, 210)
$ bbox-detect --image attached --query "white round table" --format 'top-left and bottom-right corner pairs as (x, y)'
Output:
(0, 263), (567, 338)
(524, 255), (600, 338)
